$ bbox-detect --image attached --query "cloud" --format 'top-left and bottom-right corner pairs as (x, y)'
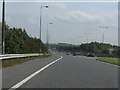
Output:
(55, 10), (117, 29)
(76, 11), (105, 23)
(4, 2), (118, 45)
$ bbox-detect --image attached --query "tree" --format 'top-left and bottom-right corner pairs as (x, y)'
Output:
(5, 25), (48, 54)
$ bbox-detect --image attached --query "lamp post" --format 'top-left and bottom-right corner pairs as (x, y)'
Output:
(46, 22), (52, 48)
(2, 0), (5, 54)
(99, 26), (108, 43)
(84, 33), (90, 44)
(39, 5), (48, 54)
(84, 33), (91, 52)
(76, 36), (81, 45)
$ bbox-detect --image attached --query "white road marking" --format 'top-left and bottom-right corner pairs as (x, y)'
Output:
(8, 56), (63, 90)
(50, 50), (58, 56)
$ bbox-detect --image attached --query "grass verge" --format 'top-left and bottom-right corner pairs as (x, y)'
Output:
(96, 57), (119, 66)
(2, 54), (51, 68)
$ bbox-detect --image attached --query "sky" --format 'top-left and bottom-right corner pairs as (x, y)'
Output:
(0, 0), (118, 45)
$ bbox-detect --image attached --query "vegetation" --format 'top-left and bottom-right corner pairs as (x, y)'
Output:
(55, 42), (119, 57)
(80, 42), (113, 53)
(5, 25), (48, 54)
(80, 42), (118, 55)
(96, 57), (119, 66)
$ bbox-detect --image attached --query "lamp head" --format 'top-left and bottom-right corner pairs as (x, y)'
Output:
(45, 5), (49, 8)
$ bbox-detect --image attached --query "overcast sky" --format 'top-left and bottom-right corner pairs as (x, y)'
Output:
(0, 1), (118, 45)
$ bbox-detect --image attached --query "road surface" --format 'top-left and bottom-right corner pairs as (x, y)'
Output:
(2, 51), (118, 89)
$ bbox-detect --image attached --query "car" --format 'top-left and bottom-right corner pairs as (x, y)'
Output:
(73, 52), (77, 56)
(66, 52), (70, 55)
(87, 53), (95, 57)
(76, 52), (80, 55)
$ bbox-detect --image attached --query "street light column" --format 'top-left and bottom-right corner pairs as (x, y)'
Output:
(39, 6), (42, 54)
(85, 33), (90, 44)
(102, 33), (104, 43)
(2, 0), (5, 54)
(39, 5), (48, 54)
(40, 6), (42, 42)
(99, 26), (108, 43)
(46, 22), (52, 48)
(85, 33), (91, 52)
(46, 23), (49, 47)
(87, 34), (88, 44)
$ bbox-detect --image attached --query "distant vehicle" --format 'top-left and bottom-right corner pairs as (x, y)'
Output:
(87, 53), (95, 57)
(76, 52), (80, 55)
(73, 52), (77, 56)
(66, 52), (70, 55)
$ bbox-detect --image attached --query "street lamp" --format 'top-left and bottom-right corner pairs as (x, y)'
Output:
(46, 22), (52, 48)
(84, 33), (91, 44)
(39, 5), (48, 54)
(99, 26), (108, 43)
(76, 36), (81, 45)
(2, 0), (5, 54)
(84, 33), (91, 52)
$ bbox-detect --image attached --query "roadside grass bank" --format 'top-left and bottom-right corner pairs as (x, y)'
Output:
(2, 54), (51, 68)
(96, 57), (119, 66)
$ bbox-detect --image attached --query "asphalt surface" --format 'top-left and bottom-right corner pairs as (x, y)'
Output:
(2, 51), (118, 89)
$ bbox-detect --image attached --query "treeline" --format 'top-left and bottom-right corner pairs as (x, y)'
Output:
(5, 25), (48, 54)
(80, 42), (120, 56)
(56, 42), (119, 56)
(80, 42), (116, 53)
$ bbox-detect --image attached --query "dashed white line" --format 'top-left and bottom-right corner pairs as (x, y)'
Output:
(8, 56), (63, 90)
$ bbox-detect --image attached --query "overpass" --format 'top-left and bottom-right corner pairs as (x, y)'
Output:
(48, 43), (80, 52)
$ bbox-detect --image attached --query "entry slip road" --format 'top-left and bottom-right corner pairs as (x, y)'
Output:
(3, 52), (118, 89)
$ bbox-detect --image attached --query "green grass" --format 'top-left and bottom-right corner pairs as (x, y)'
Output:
(96, 57), (119, 66)
(2, 54), (51, 68)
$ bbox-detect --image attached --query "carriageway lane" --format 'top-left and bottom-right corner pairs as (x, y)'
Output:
(18, 52), (118, 88)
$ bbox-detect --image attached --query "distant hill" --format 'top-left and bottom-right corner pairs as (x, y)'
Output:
(5, 25), (48, 54)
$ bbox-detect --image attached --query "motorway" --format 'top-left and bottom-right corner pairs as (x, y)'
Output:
(2, 51), (118, 89)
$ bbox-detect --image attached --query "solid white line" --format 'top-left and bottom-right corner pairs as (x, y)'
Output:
(49, 49), (60, 57)
(8, 56), (63, 89)
(52, 51), (58, 56)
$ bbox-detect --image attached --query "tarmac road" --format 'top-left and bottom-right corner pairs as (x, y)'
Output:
(2, 51), (118, 89)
